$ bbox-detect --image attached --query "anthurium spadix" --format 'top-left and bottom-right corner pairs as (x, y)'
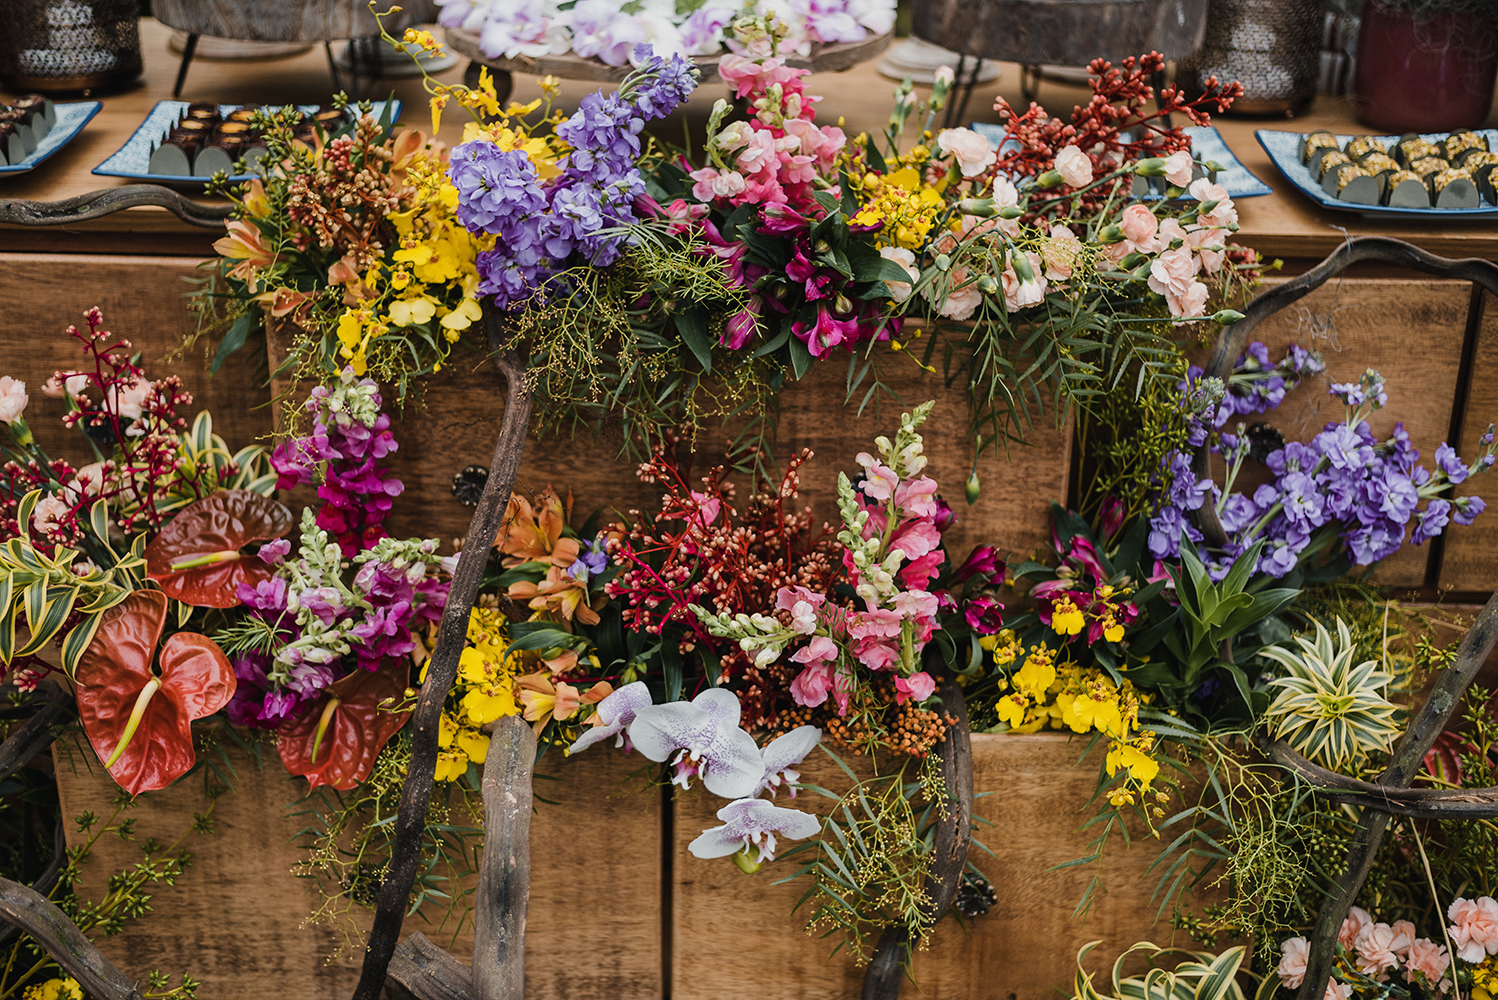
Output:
(144, 490), (293, 608)
(278, 666), (413, 790)
(74, 590), (236, 796)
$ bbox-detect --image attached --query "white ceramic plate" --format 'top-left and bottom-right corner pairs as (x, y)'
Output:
(92, 98), (402, 186)
(1256, 127), (1498, 219)
(0, 101), (102, 177)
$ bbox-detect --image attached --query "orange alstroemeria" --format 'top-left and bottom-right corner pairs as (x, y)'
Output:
(507, 565), (600, 625)
(497, 488), (577, 567)
(213, 220), (273, 291)
(240, 177), (271, 218)
(517, 673), (581, 734)
(579, 680), (614, 727)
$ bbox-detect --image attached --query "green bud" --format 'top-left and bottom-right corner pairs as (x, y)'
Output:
(1168, 237), (1184, 250)
(1204, 160), (1226, 173)
(1119, 252), (1148, 270)
(1134, 157), (1168, 176)
(1011, 252), (1035, 284)
(814, 239), (831, 253)
(1211, 309), (1247, 325)
(976, 274), (999, 294)
(956, 197), (997, 217)
(934, 253), (951, 272)
(1227, 221), (1241, 232)
(834, 293), (853, 314)
(998, 205), (1024, 219)
(964, 470), (981, 506)
(732, 848), (762, 874)
(1035, 169), (1064, 188)
(1196, 198), (1220, 216)
(1131, 261), (1155, 281)
(1163, 186), (1185, 199)
(1096, 224), (1126, 244)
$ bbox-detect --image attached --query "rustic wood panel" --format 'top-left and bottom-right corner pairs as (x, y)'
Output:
(376, 358), (1071, 571)
(671, 733), (1217, 1000)
(1195, 277), (1472, 589)
(53, 739), (663, 1000)
(1439, 289), (1498, 593)
(0, 253), (272, 469)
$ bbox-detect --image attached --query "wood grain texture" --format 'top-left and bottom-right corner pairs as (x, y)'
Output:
(1191, 277), (1473, 589)
(1439, 290), (1498, 593)
(52, 739), (663, 1000)
(671, 733), (1220, 1000)
(0, 253), (273, 467)
(374, 358), (1071, 571)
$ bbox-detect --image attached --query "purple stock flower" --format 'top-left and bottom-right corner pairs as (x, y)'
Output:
(1435, 442), (1470, 484)
(1412, 499), (1452, 545)
(1454, 496), (1487, 525)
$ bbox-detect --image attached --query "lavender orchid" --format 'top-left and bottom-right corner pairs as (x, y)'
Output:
(688, 798), (821, 865)
(627, 687), (765, 798)
(566, 680), (653, 754)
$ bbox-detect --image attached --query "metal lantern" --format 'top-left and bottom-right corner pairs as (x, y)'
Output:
(1178, 0), (1330, 116)
(0, 0), (143, 93)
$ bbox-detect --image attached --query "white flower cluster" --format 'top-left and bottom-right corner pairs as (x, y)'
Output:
(437, 0), (895, 65)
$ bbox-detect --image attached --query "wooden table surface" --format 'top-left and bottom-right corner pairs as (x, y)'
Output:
(2, 17), (1497, 261)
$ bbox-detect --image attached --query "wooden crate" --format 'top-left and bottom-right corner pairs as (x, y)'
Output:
(1439, 288), (1498, 594)
(0, 254), (273, 466)
(671, 733), (1217, 1000)
(52, 739), (664, 1000)
(372, 356), (1072, 571)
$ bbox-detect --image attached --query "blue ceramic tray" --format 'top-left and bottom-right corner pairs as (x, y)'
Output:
(0, 101), (102, 176)
(970, 123), (1272, 198)
(1256, 127), (1498, 219)
(92, 99), (402, 185)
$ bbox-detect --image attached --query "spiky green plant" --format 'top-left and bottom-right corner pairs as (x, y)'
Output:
(1260, 617), (1403, 772)
(1070, 940), (1271, 1000)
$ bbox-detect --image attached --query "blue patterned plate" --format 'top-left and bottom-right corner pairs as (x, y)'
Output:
(92, 99), (402, 185)
(1256, 127), (1498, 218)
(970, 123), (1271, 198)
(0, 101), (102, 176)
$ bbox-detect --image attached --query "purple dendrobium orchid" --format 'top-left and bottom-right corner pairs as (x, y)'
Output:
(687, 797), (821, 864)
(756, 725), (820, 798)
(627, 687), (764, 799)
(567, 681), (654, 755)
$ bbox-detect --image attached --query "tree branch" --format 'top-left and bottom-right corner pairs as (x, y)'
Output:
(0, 876), (144, 1000)
(472, 716), (536, 1000)
(861, 677), (974, 1000)
(1296, 586), (1498, 1000)
(353, 311), (533, 1000)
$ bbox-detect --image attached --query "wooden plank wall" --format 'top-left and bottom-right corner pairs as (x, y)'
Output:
(671, 733), (1222, 1000)
(374, 356), (1072, 572)
(53, 739), (664, 999)
(0, 254), (273, 468)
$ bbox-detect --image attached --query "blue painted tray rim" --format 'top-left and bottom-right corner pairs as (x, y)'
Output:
(0, 101), (103, 176)
(969, 122), (1272, 199)
(92, 99), (403, 185)
(1255, 127), (1498, 218)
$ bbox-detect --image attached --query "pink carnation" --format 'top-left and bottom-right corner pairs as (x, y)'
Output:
(1340, 906), (1372, 951)
(1404, 938), (1451, 992)
(1448, 895), (1498, 962)
(1354, 922), (1400, 979)
(1278, 937), (1309, 989)
(1120, 204), (1162, 253)
(1163, 150), (1194, 187)
(1054, 144), (1093, 187)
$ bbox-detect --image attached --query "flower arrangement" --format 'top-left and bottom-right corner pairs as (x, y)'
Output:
(436, 0), (896, 64)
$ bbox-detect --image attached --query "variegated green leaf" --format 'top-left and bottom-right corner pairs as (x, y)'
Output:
(89, 497), (111, 546)
(15, 490), (42, 536)
(16, 587), (80, 657)
(61, 613), (105, 676)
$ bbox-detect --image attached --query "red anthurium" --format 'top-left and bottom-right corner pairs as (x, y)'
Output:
(75, 590), (237, 797)
(278, 666), (412, 790)
(145, 490), (294, 608)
